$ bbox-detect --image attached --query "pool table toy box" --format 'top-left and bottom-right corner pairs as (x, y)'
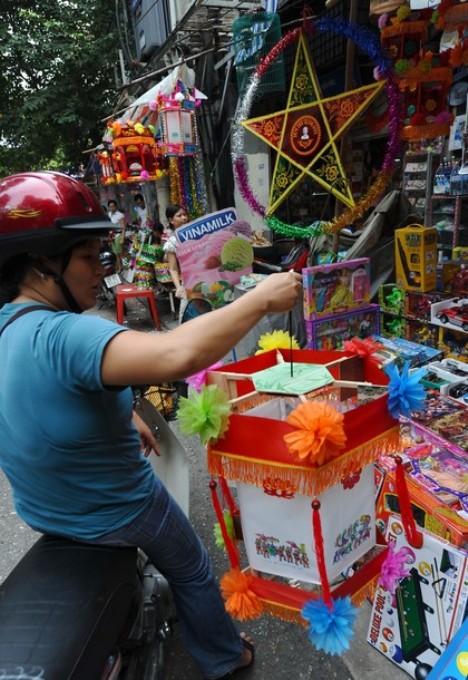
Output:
(394, 224), (438, 293)
(367, 516), (468, 679)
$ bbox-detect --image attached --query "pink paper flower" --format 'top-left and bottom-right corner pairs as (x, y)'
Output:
(379, 540), (411, 593)
(186, 361), (224, 392)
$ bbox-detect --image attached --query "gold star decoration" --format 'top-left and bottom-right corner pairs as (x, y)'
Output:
(241, 31), (385, 215)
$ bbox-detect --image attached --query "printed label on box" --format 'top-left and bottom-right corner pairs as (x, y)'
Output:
(367, 518), (468, 679)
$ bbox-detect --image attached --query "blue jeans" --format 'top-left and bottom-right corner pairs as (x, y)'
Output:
(84, 476), (243, 679)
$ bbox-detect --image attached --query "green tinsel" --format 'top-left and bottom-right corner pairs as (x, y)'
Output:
(265, 215), (328, 239)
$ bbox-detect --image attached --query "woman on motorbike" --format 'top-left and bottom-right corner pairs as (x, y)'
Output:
(0, 172), (302, 680)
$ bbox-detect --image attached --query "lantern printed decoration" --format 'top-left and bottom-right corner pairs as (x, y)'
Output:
(156, 91), (198, 157)
(99, 121), (167, 185)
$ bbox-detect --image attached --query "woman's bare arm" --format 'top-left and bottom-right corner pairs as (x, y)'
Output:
(101, 271), (302, 386)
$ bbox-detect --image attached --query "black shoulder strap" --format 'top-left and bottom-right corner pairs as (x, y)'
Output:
(0, 305), (54, 339)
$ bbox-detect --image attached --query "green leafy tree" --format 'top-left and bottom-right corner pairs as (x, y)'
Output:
(0, 0), (121, 176)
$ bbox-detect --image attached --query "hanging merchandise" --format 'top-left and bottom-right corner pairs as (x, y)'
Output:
(233, 9), (285, 98)
(156, 93), (198, 157)
(232, 15), (403, 238)
(377, 9), (456, 142)
(98, 121), (167, 185)
(176, 348), (423, 656)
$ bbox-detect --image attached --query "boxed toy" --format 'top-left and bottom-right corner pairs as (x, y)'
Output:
(406, 290), (449, 322)
(367, 518), (468, 679)
(440, 261), (468, 297)
(379, 284), (406, 316)
(381, 312), (407, 339)
(302, 258), (370, 320)
(408, 389), (468, 454)
(452, 246), (468, 261)
(375, 423), (468, 548)
(371, 334), (444, 367)
(426, 617), (468, 679)
(305, 304), (380, 350)
(406, 319), (439, 348)
(430, 296), (468, 333)
(438, 326), (468, 363)
(395, 224), (438, 292)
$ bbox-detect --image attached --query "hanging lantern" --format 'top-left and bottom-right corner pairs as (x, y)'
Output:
(111, 122), (163, 183)
(156, 95), (198, 156)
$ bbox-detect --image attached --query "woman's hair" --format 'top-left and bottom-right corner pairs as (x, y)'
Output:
(107, 199), (118, 209)
(0, 255), (38, 306)
(165, 204), (184, 223)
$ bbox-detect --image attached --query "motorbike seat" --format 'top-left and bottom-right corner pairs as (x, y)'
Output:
(0, 534), (138, 680)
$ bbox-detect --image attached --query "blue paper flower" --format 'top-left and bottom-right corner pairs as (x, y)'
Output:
(302, 596), (358, 655)
(384, 361), (426, 419)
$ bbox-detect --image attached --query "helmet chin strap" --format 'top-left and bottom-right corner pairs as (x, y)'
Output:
(33, 250), (83, 314)
(52, 274), (83, 314)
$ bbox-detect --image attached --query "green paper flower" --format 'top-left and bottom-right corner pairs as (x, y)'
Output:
(177, 385), (231, 445)
(214, 509), (235, 551)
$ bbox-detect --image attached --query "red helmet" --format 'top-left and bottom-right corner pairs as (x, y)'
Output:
(0, 171), (113, 270)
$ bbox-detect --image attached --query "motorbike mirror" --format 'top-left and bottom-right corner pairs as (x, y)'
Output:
(181, 298), (213, 324)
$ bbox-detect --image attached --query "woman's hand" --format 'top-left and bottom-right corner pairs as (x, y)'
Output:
(132, 410), (160, 457)
(252, 271), (303, 313)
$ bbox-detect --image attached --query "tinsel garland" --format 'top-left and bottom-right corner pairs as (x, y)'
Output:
(232, 18), (403, 236)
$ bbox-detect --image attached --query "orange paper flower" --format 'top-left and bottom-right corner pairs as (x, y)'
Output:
(220, 568), (263, 621)
(284, 401), (347, 466)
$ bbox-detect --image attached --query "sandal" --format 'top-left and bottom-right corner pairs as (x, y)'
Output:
(218, 635), (255, 678)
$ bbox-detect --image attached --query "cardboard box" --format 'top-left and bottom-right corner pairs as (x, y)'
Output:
(426, 617), (468, 679)
(304, 304), (380, 350)
(406, 290), (449, 322)
(302, 258), (371, 320)
(395, 224), (438, 292)
(438, 326), (468, 363)
(375, 456), (468, 549)
(440, 261), (468, 297)
(406, 319), (439, 348)
(408, 389), (468, 455)
(380, 312), (407, 339)
(371, 334), (444, 367)
(367, 520), (468, 679)
(379, 284), (406, 316)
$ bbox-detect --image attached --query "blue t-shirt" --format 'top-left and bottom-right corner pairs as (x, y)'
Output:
(0, 304), (157, 540)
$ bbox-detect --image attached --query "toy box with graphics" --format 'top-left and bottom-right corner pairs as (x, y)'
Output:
(395, 224), (438, 293)
(430, 296), (468, 333)
(438, 325), (468, 363)
(302, 258), (371, 320)
(408, 388), (468, 455)
(374, 422), (468, 549)
(305, 304), (380, 350)
(367, 517), (468, 679)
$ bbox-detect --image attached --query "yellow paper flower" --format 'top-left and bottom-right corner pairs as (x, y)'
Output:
(255, 330), (300, 355)
(284, 401), (347, 466)
(396, 4), (410, 21)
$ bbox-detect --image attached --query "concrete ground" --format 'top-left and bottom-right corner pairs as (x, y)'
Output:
(0, 292), (409, 680)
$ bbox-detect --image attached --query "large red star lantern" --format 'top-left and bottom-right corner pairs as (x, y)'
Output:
(241, 31), (386, 215)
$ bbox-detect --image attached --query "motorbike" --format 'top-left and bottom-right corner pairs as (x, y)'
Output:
(97, 246), (124, 307)
(0, 396), (190, 680)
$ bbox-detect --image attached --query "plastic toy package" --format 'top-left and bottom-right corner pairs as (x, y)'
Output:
(305, 304), (380, 350)
(302, 258), (371, 320)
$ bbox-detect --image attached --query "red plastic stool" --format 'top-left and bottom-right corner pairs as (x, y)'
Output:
(115, 284), (161, 330)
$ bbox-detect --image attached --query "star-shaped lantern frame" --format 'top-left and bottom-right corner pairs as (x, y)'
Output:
(241, 31), (385, 215)
(232, 18), (403, 238)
